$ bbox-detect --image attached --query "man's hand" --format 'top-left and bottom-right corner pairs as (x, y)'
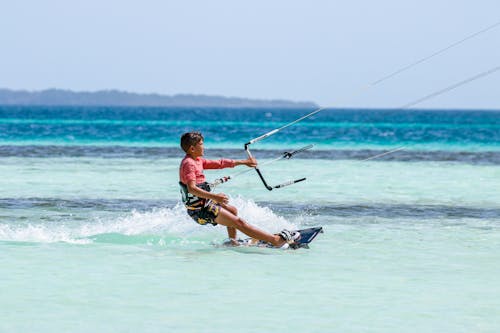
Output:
(212, 193), (229, 204)
(235, 157), (257, 168)
(243, 157), (257, 168)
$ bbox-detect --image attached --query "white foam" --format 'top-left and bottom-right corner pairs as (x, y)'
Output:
(229, 195), (296, 232)
(0, 223), (92, 244)
(0, 198), (296, 244)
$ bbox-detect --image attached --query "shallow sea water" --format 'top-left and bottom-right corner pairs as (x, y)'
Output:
(1, 107), (499, 332)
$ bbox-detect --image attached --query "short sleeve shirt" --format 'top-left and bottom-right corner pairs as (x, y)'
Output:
(179, 155), (235, 184)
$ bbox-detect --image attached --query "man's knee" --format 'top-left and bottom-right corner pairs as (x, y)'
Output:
(233, 217), (247, 229)
(224, 204), (238, 216)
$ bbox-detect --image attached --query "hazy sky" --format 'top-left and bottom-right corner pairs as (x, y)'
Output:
(1, 1), (499, 109)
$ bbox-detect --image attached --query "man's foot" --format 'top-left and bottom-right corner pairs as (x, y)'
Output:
(222, 238), (240, 247)
(277, 229), (301, 248)
(229, 238), (241, 246)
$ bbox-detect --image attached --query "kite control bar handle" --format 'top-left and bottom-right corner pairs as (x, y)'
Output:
(210, 144), (313, 190)
(254, 166), (306, 191)
(242, 109), (321, 191)
(245, 143), (311, 191)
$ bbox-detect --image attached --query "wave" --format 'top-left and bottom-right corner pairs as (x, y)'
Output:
(0, 198), (296, 245)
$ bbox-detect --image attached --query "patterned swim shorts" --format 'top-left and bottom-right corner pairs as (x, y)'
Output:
(186, 200), (220, 226)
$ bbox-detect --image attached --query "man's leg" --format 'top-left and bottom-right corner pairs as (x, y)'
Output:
(221, 203), (237, 239)
(215, 207), (284, 247)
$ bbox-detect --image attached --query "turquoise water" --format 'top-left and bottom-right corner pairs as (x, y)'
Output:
(1, 107), (499, 332)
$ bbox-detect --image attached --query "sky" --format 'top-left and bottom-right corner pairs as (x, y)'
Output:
(1, 0), (499, 109)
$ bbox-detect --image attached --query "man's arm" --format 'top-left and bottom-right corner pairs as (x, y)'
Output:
(234, 157), (257, 168)
(186, 180), (228, 204)
(202, 157), (257, 170)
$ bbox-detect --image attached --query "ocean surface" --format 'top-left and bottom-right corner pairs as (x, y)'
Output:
(1, 106), (499, 332)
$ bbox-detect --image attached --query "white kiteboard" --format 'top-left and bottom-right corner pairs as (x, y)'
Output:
(220, 226), (323, 250)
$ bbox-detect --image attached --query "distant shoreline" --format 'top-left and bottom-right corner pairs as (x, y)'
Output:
(0, 88), (318, 109)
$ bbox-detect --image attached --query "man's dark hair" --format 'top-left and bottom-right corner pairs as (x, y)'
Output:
(180, 132), (204, 153)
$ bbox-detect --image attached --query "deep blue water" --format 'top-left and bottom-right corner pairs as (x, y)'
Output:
(1, 106), (499, 149)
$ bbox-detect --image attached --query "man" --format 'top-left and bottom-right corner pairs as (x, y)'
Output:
(178, 131), (299, 248)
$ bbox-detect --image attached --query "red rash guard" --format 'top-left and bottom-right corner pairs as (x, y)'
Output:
(179, 155), (235, 185)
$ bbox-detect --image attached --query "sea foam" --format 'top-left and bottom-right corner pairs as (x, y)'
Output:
(0, 197), (296, 245)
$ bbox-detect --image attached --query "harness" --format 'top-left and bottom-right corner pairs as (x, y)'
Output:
(179, 182), (212, 206)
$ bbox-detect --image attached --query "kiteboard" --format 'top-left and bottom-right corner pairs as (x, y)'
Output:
(221, 226), (323, 250)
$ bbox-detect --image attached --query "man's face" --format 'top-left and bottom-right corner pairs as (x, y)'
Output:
(190, 140), (204, 157)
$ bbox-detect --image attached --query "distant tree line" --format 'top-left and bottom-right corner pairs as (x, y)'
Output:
(0, 89), (318, 108)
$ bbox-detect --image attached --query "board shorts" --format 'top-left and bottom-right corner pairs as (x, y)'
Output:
(186, 200), (220, 226)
